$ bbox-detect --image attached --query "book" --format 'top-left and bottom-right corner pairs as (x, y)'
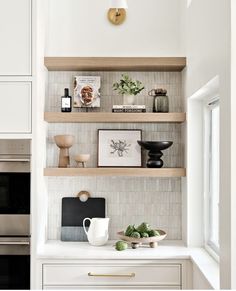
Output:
(112, 108), (146, 113)
(74, 76), (101, 108)
(113, 105), (146, 109)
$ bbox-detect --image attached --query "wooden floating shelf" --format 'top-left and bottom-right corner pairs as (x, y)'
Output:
(44, 112), (186, 123)
(44, 57), (186, 72)
(44, 168), (186, 177)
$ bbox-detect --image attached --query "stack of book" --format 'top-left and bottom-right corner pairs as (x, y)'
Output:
(112, 105), (146, 113)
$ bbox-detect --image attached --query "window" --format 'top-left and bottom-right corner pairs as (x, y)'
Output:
(204, 99), (220, 254)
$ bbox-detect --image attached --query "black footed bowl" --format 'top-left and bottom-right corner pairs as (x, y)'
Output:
(137, 141), (173, 168)
(137, 141), (173, 151)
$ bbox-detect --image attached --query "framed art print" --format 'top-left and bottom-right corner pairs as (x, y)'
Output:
(98, 129), (142, 167)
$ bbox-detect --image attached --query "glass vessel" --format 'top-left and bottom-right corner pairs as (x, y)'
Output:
(148, 88), (169, 113)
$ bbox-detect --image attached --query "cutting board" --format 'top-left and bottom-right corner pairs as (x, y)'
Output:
(61, 197), (105, 242)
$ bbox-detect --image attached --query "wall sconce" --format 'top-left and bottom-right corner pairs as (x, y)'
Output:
(108, 0), (128, 25)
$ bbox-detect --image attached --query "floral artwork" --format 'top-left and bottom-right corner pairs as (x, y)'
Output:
(98, 130), (142, 167)
(110, 140), (131, 157)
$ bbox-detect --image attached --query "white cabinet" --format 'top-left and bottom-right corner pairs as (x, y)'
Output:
(44, 286), (181, 290)
(0, 0), (31, 75)
(43, 263), (182, 290)
(0, 82), (31, 133)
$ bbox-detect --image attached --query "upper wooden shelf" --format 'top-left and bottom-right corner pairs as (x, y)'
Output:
(44, 168), (186, 177)
(44, 112), (186, 123)
(44, 57), (186, 72)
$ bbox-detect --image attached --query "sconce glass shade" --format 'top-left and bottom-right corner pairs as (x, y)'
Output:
(109, 0), (128, 9)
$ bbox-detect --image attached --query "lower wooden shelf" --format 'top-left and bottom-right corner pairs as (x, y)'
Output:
(44, 168), (186, 177)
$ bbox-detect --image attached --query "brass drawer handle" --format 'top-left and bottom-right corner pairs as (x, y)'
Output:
(88, 272), (135, 278)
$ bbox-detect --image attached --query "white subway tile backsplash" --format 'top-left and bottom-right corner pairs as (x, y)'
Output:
(46, 71), (184, 241)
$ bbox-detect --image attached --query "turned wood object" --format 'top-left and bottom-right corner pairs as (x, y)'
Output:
(54, 135), (75, 168)
(74, 154), (90, 168)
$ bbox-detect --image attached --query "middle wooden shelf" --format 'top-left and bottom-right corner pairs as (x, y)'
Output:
(44, 112), (186, 123)
(44, 168), (186, 177)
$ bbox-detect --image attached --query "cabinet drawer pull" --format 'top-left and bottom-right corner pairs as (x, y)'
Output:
(88, 272), (135, 278)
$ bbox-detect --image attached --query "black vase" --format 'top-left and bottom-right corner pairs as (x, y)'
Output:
(137, 141), (173, 168)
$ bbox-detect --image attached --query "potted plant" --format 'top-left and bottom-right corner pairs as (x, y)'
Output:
(113, 74), (145, 105)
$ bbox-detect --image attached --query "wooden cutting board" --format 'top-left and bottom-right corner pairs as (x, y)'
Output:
(61, 197), (105, 242)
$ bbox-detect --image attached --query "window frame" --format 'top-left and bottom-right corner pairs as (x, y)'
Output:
(203, 97), (220, 258)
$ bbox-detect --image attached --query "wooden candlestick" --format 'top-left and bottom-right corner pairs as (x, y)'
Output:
(54, 135), (75, 168)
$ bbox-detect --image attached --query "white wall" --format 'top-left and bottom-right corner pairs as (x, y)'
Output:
(32, 0), (48, 288)
(184, 0), (230, 97)
(231, 0), (236, 288)
(45, 0), (184, 57)
(183, 0), (231, 288)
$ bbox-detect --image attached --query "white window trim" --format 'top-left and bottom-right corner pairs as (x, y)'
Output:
(186, 75), (220, 256)
(203, 97), (220, 259)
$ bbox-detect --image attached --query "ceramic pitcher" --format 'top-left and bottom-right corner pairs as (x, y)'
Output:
(83, 217), (109, 246)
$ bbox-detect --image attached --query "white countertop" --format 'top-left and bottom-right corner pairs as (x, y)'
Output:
(37, 240), (191, 260)
(37, 240), (219, 289)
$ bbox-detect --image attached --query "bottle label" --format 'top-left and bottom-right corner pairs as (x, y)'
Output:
(62, 98), (71, 108)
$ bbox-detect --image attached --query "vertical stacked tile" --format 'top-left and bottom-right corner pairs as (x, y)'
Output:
(46, 71), (184, 241)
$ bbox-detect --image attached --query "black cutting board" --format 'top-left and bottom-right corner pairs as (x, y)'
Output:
(61, 197), (106, 227)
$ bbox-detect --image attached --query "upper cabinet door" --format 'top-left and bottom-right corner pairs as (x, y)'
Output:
(0, 82), (31, 133)
(0, 0), (31, 76)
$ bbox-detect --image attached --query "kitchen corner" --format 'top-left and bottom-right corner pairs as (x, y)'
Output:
(0, 0), (233, 290)
(37, 240), (219, 290)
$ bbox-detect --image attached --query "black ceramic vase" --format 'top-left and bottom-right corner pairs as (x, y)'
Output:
(137, 141), (173, 168)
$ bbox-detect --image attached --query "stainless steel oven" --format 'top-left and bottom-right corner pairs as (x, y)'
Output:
(0, 140), (30, 289)
(0, 238), (30, 289)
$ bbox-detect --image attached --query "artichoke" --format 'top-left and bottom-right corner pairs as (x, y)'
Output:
(115, 241), (128, 251)
(125, 225), (135, 237)
(130, 231), (141, 238)
(136, 222), (151, 233)
(148, 230), (160, 237)
(140, 232), (149, 238)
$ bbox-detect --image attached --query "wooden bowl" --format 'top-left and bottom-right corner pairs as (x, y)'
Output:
(54, 135), (75, 148)
(74, 154), (90, 163)
(117, 230), (167, 248)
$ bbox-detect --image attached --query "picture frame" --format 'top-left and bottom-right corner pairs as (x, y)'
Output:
(98, 129), (142, 167)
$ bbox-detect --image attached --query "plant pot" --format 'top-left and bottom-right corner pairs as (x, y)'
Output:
(123, 94), (135, 105)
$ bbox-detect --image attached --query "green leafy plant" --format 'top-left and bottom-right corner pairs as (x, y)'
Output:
(113, 74), (145, 96)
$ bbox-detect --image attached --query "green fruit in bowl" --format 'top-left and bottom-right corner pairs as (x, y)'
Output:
(136, 222), (151, 233)
(148, 230), (160, 237)
(115, 241), (128, 251)
(125, 225), (135, 236)
(130, 231), (141, 238)
(140, 232), (149, 238)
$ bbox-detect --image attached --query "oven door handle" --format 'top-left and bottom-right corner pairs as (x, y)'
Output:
(0, 241), (30, 245)
(0, 158), (30, 162)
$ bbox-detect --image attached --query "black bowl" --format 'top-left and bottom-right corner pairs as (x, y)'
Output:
(137, 141), (173, 152)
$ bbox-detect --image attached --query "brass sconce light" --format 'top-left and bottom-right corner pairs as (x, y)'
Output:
(108, 0), (128, 25)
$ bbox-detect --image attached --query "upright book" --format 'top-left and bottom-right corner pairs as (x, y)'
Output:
(74, 76), (101, 108)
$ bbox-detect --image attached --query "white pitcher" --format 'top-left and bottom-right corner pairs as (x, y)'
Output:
(83, 217), (109, 246)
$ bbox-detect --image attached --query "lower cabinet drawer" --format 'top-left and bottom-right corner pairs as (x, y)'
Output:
(43, 264), (181, 287)
(43, 285), (181, 290)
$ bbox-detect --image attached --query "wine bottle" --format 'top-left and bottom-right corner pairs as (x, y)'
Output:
(61, 88), (72, 112)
